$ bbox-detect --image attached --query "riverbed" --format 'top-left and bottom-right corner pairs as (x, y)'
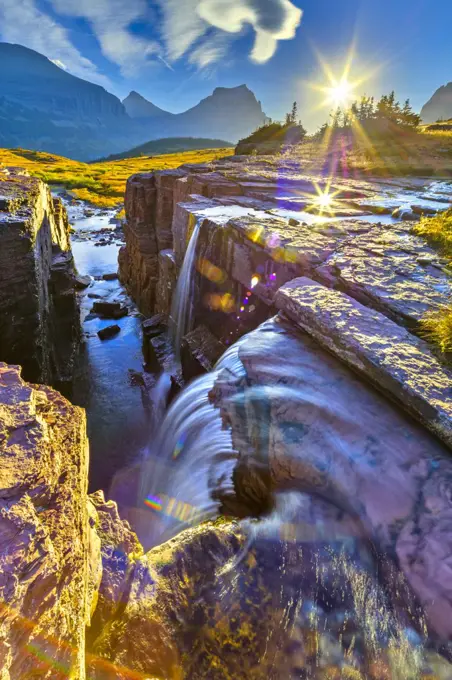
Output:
(62, 198), (152, 499)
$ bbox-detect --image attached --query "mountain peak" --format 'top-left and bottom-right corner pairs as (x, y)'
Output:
(421, 82), (452, 123)
(123, 91), (170, 119)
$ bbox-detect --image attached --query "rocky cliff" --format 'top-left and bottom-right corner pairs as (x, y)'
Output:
(421, 81), (452, 123)
(0, 168), (80, 392)
(0, 363), (141, 678)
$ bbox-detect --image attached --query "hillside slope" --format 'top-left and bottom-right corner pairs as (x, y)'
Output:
(98, 137), (234, 161)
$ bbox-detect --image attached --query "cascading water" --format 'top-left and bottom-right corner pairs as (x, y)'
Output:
(138, 312), (452, 675)
(169, 216), (203, 362)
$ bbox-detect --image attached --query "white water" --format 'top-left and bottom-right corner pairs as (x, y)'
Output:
(169, 216), (203, 362)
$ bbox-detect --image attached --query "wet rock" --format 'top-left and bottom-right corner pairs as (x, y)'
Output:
(392, 206), (419, 221)
(181, 325), (226, 381)
(91, 300), (128, 319)
(142, 313), (168, 338)
(212, 315), (452, 640)
(102, 272), (118, 281)
(412, 204), (438, 216)
(86, 490), (143, 646)
(88, 512), (451, 679)
(155, 249), (177, 316)
(88, 292), (102, 299)
(74, 273), (92, 289)
(97, 324), (121, 340)
(0, 173), (80, 391)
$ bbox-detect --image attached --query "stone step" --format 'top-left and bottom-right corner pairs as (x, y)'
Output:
(275, 277), (452, 449)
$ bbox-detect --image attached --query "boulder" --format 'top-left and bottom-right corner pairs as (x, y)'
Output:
(102, 272), (119, 281)
(74, 274), (92, 289)
(97, 325), (121, 341)
(181, 325), (226, 381)
(91, 301), (128, 319)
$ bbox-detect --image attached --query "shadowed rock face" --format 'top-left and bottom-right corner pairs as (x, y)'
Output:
(421, 82), (452, 123)
(0, 170), (80, 392)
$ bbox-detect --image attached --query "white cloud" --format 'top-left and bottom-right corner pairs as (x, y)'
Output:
(0, 0), (111, 88)
(159, 0), (302, 66)
(49, 0), (161, 77)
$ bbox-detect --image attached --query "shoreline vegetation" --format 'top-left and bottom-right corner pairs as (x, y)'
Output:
(0, 147), (234, 208)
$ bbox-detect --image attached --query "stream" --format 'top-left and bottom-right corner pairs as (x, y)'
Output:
(60, 196), (151, 502)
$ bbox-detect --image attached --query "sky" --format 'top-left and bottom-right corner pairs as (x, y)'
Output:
(0, 0), (451, 130)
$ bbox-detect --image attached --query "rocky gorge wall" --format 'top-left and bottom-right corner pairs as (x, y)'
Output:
(0, 168), (80, 393)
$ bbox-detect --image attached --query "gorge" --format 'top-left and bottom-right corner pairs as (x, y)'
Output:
(1, 150), (452, 679)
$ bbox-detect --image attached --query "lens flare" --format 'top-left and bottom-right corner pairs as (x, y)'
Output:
(251, 275), (260, 288)
(144, 494), (163, 511)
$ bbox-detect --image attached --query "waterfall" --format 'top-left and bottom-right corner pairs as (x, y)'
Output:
(169, 216), (203, 362)
(140, 341), (246, 547)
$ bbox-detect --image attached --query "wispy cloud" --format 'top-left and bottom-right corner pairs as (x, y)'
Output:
(49, 0), (161, 77)
(0, 0), (111, 88)
(0, 0), (302, 86)
(159, 0), (303, 67)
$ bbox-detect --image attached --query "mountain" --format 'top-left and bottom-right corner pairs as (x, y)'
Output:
(123, 91), (171, 119)
(0, 42), (138, 160)
(122, 85), (267, 142)
(421, 82), (452, 123)
(98, 137), (234, 161)
(0, 42), (266, 160)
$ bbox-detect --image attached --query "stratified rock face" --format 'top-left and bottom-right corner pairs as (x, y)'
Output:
(0, 363), (91, 678)
(121, 156), (452, 367)
(0, 170), (80, 391)
(421, 82), (452, 123)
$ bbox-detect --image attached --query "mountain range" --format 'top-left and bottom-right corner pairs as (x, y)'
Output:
(0, 43), (267, 161)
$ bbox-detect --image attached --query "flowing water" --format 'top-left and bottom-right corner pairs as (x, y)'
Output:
(60, 193), (452, 675)
(169, 216), (203, 362)
(64, 201), (151, 496)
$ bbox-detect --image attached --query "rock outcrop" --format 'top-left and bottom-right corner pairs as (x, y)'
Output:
(0, 363), (143, 679)
(0, 170), (80, 393)
(0, 362), (91, 678)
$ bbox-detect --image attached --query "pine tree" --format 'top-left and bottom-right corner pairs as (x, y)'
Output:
(291, 101), (298, 124)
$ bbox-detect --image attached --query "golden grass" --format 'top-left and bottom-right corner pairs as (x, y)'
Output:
(286, 128), (452, 177)
(413, 208), (452, 258)
(421, 307), (452, 353)
(0, 147), (234, 207)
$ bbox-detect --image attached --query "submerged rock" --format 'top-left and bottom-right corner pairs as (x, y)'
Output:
(97, 324), (121, 340)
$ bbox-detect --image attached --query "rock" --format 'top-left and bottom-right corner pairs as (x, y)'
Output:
(88, 292), (102, 299)
(74, 273), (92, 289)
(181, 325), (226, 381)
(142, 313), (168, 338)
(88, 512), (450, 679)
(97, 325), (121, 340)
(0, 363), (92, 678)
(411, 204), (438, 216)
(101, 272), (118, 281)
(86, 490), (143, 646)
(155, 249), (177, 316)
(0, 173), (80, 392)
(392, 206), (419, 221)
(211, 315), (452, 640)
(288, 217), (300, 226)
(91, 301), (127, 319)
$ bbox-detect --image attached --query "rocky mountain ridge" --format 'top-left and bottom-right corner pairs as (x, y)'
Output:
(0, 43), (267, 160)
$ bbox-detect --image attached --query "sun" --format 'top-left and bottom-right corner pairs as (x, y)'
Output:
(327, 79), (354, 109)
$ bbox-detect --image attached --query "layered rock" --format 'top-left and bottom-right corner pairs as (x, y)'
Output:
(0, 363), (144, 679)
(0, 362), (91, 678)
(0, 170), (80, 392)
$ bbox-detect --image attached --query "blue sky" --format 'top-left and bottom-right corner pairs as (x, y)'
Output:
(0, 0), (451, 130)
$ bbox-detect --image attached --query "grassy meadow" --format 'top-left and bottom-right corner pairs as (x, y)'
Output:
(0, 147), (234, 208)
